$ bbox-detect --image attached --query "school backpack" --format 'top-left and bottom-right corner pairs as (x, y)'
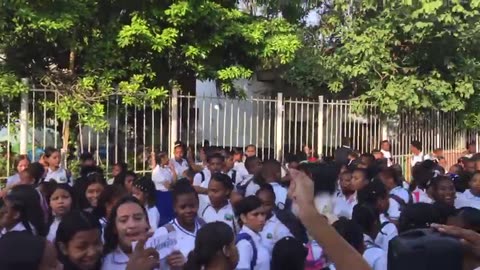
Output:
(235, 233), (257, 270)
(389, 192), (413, 212)
(236, 177), (254, 197)
(388, 228), (463, 270)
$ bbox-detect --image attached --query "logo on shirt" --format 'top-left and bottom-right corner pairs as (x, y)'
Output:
(224, 214), (233, 221)
(267, 233), (273, 239)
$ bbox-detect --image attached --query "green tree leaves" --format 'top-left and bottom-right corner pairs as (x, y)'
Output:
(284, 0), (480, 127)
(0, 0), (301, 131)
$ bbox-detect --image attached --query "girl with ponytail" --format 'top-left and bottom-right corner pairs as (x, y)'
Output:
(184, 222), (238, 270)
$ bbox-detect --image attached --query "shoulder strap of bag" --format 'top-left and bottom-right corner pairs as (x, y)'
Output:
(235, 233), (257, 270)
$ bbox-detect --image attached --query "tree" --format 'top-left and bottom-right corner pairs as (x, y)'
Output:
(284, 0), (480, 127)
(0, 0), (301, 150)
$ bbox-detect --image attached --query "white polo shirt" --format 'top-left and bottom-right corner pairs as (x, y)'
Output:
(243, 175), (261, 197)
(412, 187), (433, 204)
(456, 189), (480, 209)
(171, 158), (189, 176)
(234, 161), (250, 183)
(375, 214), (398, 253)
(381, 150), (392, 167)
(390, 186), (410, 204)
(152, 218), (204, 259)
(236, 226), (271, 270)
(6, 173), (20, 187)
(152, 165), (174, 191)
(102, 246), (129, 270)
(386, 198), (401, 220)
(411, 152), (424, 167)
(333, 192), (357, 219)
(269, 182), (287, 208)
(1, 222), (30, 237)
(363, 234), (388, 270)
(45, 167), (70, 184)
(46, 217), (61, 242)
(192, 168), (211, 188)
(199, 202), (238, 233)
(147, 206), (160, 231)
(259, 214), (292, 255)
(227, 169), (239, 185)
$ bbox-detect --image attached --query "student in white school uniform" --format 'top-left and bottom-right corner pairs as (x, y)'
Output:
(193, 153), (225, 213)
(44, 147), (71, 184)
(221, 149), (238, 185)
(260, 160), (288, 209)
(458, 172), (480, 210)
(0, 185), (46, 237)
(379, 167), (412, 220)
(152, 152), (177, 191)
(131, 177), (161, 231)
(333, 171), (358, 219)
(233, 148), (250, 183)
(410, 140), (424, 168)
(357, 180), (398, 253)
(429, 176), (459, 209)
(172, 143), (190, 176)
(256, 185), (292, 255)
(46, 184), (74, 242)
(199, 173), (238, 233)
(183, 222), (239, 270)
(150, 152), (177, 225)
(410, 163), (434, 204)
(55, 211), (103, 270)
(102, 196), (151, 270)
(234, 196), (270, 270)
(352, 204), (388, 270)
(152, 179), (206, 269)
(5, 154), (30, 188)
(240, 156), (263, 197)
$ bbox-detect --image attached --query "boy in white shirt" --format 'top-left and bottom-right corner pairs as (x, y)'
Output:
(233, 148), (250, 183)
(239, 156), (263, 197)
(192, 153), (224, 212)
(260, 159), (288, 209)
(256, 185), (292, 254)
(221, 149), (239, 185)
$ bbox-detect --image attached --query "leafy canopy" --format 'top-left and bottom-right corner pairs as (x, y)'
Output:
(0, 0), (301, 130)
(284, 0), (480, 126)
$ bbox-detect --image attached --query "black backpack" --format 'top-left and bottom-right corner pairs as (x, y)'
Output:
(389, 192), (413, 212)
(388, 229), (463, 270)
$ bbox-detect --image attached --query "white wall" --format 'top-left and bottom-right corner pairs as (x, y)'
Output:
(195, 77), (275, 148)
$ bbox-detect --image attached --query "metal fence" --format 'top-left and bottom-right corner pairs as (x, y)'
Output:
(0, 87), (476, 178)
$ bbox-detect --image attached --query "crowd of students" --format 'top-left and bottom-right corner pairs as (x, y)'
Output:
(0, 140), (480, 270)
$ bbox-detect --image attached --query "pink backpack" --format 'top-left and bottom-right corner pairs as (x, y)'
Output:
(304, 241), (327, 270)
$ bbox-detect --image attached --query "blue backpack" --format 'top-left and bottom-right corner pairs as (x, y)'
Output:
(235, 233), (257, 270)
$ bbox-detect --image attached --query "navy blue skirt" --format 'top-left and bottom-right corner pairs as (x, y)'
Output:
(155, 190), (175, 226)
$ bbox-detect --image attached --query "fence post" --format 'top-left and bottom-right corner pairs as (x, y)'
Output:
(436, 111), (441, 148)
(275, 93), (283, 161)
(381, 117), (388, 141)
(19, 78), (29, 155)
(317, 96), (324, 157)
(169, 86), (179, 158)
